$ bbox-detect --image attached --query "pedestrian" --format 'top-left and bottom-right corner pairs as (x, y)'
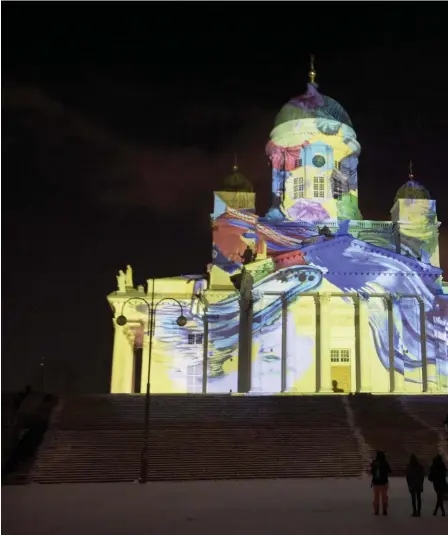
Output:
(428, 454), (447, 516)
(371, 451), (392, 515)
(405, 454), (425, 517)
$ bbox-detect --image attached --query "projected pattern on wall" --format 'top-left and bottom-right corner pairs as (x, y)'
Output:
(108, 72), (448, 395)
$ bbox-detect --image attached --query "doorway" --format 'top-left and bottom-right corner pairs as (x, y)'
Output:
(330, 349), (351, 393)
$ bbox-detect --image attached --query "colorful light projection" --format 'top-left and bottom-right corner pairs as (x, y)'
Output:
(109, 65), (448, 395)
(392, 175), (440, 266)
(135, 232), (446, 394)
(266, 82), (362, 223)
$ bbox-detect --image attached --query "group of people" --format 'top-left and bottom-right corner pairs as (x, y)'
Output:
(371, 451), (447, 517)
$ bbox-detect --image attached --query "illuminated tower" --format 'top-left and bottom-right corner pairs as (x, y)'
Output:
(213, 158), (255, 213)
(266, 56), (362, 223)
(211, 161), (257, 273)
(391, 162), (441, 266)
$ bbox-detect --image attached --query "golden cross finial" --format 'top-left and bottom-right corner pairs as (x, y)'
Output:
(233, 152), (238, 172)
(409, 160), (414, 180)
(309, 54), (317, 84)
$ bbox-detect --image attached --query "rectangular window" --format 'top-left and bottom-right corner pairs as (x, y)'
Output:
(313, 177), (325, 198)
(188, 333), (203, 345)
(187, 362), (202, 393)
(334, 161), (340, 170)
(340, 349), (350, 363)
(330, 350), (340, 363)
(331, 349), (351, 364)
(297, 158), (303, 168)
(293, 177), (305, 199)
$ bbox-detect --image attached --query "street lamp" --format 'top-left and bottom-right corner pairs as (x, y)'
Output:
(116, 282), (187, 483)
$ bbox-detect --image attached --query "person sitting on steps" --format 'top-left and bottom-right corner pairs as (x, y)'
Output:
(332, 380), (344, 393)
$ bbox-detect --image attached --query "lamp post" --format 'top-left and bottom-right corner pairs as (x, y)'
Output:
(116, 280), (187, 483)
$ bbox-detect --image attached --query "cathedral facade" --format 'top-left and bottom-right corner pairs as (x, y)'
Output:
(108, 68), (448, 395)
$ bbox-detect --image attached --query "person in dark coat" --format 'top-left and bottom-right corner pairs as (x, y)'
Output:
(370, 451), (392, 515)
(428, 454), (447, 516)
(405, 454), (425, 516)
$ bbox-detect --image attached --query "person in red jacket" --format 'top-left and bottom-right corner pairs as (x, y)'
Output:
(371, 451), (392, 515)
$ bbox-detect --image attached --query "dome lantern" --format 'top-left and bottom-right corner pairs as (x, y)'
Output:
(394, 162), (431, 202)
(222, 156), (253, 193)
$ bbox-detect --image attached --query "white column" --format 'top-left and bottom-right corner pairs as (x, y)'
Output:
(386, 296), (395, 393)
(314, 295), (321, 392)
(319, 292), (332, 392)
(353, 296), (361, 392)
(281, 296), (287, 392)
(202, 313), (209, 394)
(417, 297), (428, 392)
(140, 316), (152, 394)
(358, 296), (371, 392)
(110, 321), (134, 393)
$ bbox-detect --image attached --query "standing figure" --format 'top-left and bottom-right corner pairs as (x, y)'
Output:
(443, 413), (448, 433)
(125, 265), (133, 287)
(371, 451), (392, 515)
(429, 454), (447, 516)
(405, 454), (425, 517)
(240, 246), (255, 265)
(117, 270), (126, 293)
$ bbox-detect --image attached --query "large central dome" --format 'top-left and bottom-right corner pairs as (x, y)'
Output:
(274, 83), (353, 128)
(266, 66), (361, 224)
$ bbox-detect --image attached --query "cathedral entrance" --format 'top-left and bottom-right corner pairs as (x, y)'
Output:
(330, 349), (351, 393)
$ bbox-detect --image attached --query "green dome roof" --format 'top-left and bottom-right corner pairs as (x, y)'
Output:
(274, 83), (353, 129)
(395, 179), (430, 202)
(223, 166), (253, 193)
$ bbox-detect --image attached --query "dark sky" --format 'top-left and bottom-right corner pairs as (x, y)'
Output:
(2, 1), (448, 393)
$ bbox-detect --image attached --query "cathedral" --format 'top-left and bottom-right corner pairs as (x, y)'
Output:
(108, 61), (448, 395)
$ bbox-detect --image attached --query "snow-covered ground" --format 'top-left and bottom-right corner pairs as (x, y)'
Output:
(2, 477), (447, 535)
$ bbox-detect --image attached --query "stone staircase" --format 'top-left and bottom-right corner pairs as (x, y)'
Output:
(3, 394), (57, 485)
(348, 395), (441, 475)
(11, 393), (447, 485)
(30, 394), (364, 483)
(399, 395), (448, 461)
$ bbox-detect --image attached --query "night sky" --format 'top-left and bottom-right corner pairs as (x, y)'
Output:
(2, 2), (448, 393)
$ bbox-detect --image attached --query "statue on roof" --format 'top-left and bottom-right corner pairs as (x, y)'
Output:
(318, 225), (333, 238)
(117, 270), (126, 293)
(240, 246), (257, 265)
(126, 265), (133, 287)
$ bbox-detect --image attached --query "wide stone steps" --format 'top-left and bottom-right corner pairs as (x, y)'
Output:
(349, 395), (442, 475)
(33, 428), (361, 483)
(400, 395), (448, 431)
(29, 394), (362, 483)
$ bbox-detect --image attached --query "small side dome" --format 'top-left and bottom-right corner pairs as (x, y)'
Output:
(223, 165), (253, 193)
(395, 179), (431, 202)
